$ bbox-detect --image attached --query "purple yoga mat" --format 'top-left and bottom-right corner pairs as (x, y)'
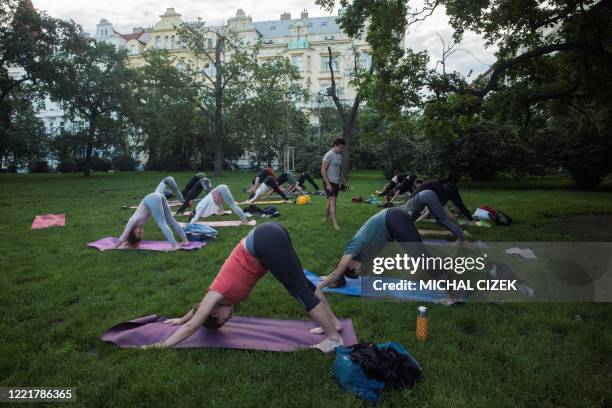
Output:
(88, 237), (205, 251)
(100, 315), (358, 352)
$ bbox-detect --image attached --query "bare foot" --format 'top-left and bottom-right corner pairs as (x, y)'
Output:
(334, 223), (341, 231)
(312, 337), (343, 353)
(322, 216), (328, 223)
(309, 321), (343, 335)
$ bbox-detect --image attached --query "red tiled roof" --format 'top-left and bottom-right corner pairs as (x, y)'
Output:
(119, 32), (144, 41)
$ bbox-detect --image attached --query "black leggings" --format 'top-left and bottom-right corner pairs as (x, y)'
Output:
(252, 223), (320, 311)
(182, 173), (205, 198)
(378, 180), (398, 197)
(297, 172), (320, 191)
(384, 208), (447, 279)
(249, 176), (288, 200)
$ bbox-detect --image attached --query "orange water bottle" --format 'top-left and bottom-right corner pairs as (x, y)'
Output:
(416, 306), (429, 342)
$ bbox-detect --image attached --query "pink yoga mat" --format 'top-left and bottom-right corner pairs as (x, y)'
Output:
(87, 237), (205, 251)
(31, 214), (65, 229)
(100, 314), (358, 351)
(173, 210), (232, 217)
(179, 220), (256, 228)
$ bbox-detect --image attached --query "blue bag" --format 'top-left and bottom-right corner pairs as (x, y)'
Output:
(334, 345), (385, 401)
(182, 223), (218, 242)
(334, 342), (422, 401)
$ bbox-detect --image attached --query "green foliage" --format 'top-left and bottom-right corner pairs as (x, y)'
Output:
(47, 38), (137, 176)
(0, 87), (48, 170)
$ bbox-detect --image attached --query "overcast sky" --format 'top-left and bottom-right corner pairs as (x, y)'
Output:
(31, 0), (496, 77)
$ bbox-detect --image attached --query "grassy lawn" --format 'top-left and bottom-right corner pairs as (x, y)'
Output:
(1, 170), (611, 407)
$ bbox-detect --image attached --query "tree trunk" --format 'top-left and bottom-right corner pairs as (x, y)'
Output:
(83, 115), (96, 177)
(213, 38), (224, 177)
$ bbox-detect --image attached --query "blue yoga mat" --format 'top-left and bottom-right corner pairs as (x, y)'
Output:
(304, 239), (479, 303)
(304, 270), (464, 303)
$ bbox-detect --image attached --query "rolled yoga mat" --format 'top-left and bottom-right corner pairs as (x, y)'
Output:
(31, 214), (65, 229)
(100, 315), (358, 352)
(88, 237), (206, 251)
(178, 220), (256, 228)
(239, 200), (290, 205)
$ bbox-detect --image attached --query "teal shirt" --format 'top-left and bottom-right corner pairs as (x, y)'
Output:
(344, 209), (391, 256)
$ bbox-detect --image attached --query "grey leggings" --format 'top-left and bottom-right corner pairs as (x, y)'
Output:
(143, 193), (187, 245)
(404, 190), (467, 241)
(217, 185), (247, 221)
(154, 177), (184, 201)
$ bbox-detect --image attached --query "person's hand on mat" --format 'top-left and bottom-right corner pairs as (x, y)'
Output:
(163, 318), (183, 325)
(318, 274), (340, 290)
(178, 239), (190, 247)
(240, 220), (250, 225)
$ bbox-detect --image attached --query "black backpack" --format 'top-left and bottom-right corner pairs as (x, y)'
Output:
(495, 210), (513, 226)
(350, 342), (422, 389)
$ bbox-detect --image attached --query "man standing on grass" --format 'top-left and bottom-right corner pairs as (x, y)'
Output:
(321, 138), (349, 230)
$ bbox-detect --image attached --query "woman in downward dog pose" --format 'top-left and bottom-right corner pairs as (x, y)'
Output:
(319, 207), (450, 288)
(113, 192), (189, 250)
(401, 180), (473, 242)
(189, 184), (248, 224)
(244, 176), (289, 204)
(154, 176), (185, 201)
(175, 177), (213, 215)
(149, 222), (344, 352)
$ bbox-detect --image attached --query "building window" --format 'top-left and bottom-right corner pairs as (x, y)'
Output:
(270, 25), (276, 30)
(321, 22), (327, 26)
(361, 52), (372, 69)
(164, 36), (169, 48)
(178, 36), (185, 48)
(203, 63), (217, 78)
(291, 55), (302, 71)
(170, 35), (175, 49)
(176, 63), (184, 71)
(155, 36), (161, 48)
(207, 38), (213, 49)
(130, 44), (136, 54)
(321, 56), (339, 72)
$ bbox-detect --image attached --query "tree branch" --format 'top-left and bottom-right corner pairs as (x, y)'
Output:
(445, 41), (608, 98)
(327, 46), (346, 125)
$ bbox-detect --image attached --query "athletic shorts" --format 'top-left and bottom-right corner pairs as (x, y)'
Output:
(326, 182), (340, 198)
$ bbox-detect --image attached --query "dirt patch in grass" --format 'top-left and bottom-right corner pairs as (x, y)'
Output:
(558, 215), (612, 241)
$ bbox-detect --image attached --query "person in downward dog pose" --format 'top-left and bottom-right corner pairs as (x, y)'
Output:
(318, 207), (464, 303)
(149, 222), (344, 352)
(175, 177), (213, 215)
(277, 171), (304, 194)
(154, 176), (185, 201)
(249, 167), (276, 193)
(113, 192), (189, 250)
(189, 184), (249, 224)
(401, 180), (473, 242)
(244, 176), (289, 204)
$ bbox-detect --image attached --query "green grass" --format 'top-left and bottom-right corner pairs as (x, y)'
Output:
(0, 170), (611, 407)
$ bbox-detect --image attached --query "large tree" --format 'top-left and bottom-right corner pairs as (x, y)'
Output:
(178, 24), (260, 176)
(0, 0), (82, 169)
(50, 40), (137, 176)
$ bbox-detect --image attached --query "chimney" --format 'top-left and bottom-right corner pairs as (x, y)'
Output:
(300, 10), (308, 19)
(280, 12), (291, 20)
